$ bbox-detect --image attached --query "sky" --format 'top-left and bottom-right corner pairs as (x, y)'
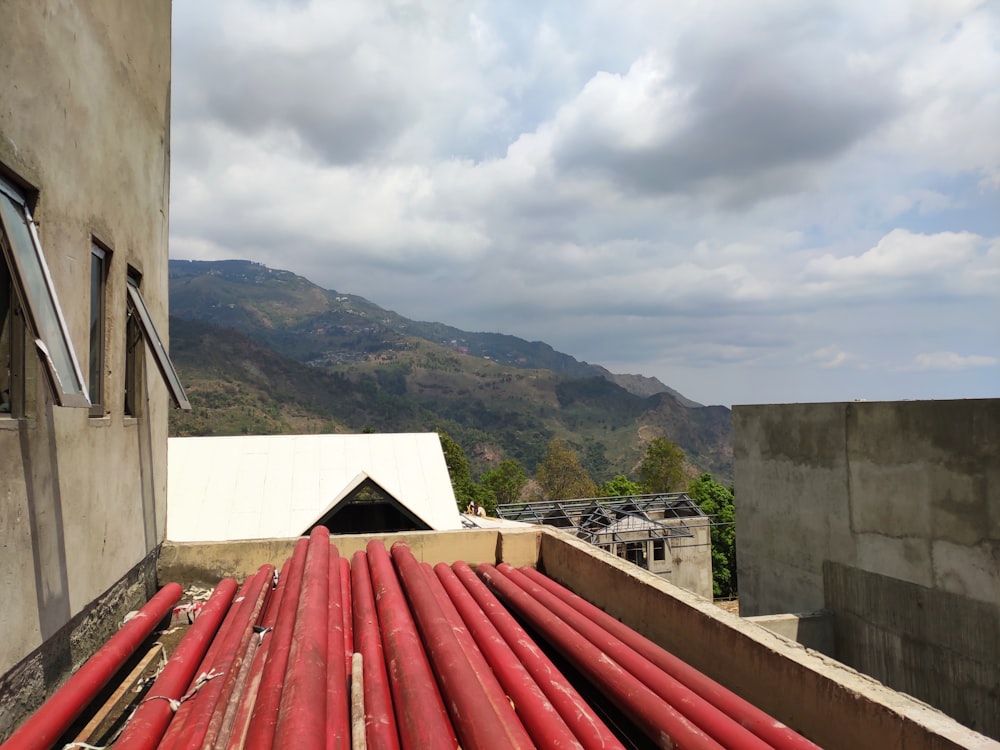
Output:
(169, 0), (1000, 407)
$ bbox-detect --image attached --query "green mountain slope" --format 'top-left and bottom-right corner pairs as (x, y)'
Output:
(168, 259), (732, 483)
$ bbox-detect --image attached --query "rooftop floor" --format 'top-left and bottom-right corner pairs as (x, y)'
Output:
(6, 527), (996, 749)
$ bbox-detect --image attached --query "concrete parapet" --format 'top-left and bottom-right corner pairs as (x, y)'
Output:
(536, 529), (997, 750)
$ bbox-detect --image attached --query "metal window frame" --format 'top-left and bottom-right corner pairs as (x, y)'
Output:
(0, 176), (90, 408)
(125, 276), (191, 410)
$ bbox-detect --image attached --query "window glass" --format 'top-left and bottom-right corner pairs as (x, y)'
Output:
(126, 276), (190, 410)
(89, 244), (107, 415)
(1, 258), (11, 413)
(0, 178), (89, 408)
(124, 270), (141, 416)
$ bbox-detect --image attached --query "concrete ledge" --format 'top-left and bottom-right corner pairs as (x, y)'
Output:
(156, 528), (538, 585)
(744, 610), (836, 656)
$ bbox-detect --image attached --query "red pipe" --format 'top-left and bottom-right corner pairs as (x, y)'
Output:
(499, 565), (773, 750)
(327, 546), (349, 750)
(478, 563), (724, 750)
(434, 563), (586, 750)
(350, 551), (399, 750)
(200, 564), (275, 749)
(519, 567), (822, 750)
(169, 567), (272, 750)
(390, 543), (533, 750)
(226, 560), (291, 750)
(273, 526), (331, 750)
(365, 539), (456, 750)
(243, 537), (309, 750)
(158, 574), (260, 750)
(422, 561), (529, 746)
(0, 582), (182, 750)
(340, 555), (353, 678)
(114, 578), (239, 750)
(450, 562), (623, 750)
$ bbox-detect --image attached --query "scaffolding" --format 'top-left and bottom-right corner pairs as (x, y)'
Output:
(497, 493), (711, 573)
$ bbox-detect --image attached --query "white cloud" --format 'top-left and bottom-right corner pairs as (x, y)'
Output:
(908, 352), (998, 371)
(804, 346), (857, 369)
(169, 0), (1000, 406)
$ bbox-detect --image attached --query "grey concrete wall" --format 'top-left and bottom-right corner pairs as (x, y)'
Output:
(825, 562), (1000, 740)
(0, 0), (172, 679)
(734, 399), (1000, 738)
(666, 518), (714, 598)
(0, 552), (158, 741)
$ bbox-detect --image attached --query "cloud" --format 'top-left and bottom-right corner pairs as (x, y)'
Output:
(907, 352), (998, 371)
(803, 346), (858, 369)
(169, 0), (1000, 406)
(800, 229), (998, 301)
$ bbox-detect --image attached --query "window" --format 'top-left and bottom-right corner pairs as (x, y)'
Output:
(653, 539), (666, 561)
(89, 242), (108, 416)
(0, 255), (21, 415)
(0, 175), (89, 408)
(125, 271), (190, 412)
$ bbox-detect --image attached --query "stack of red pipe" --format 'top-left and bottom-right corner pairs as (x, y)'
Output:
(2, 529), (823, 750)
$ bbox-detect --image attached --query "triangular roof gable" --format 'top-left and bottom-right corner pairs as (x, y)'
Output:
(306, 472), (432, 534)
(166, 433), (462, 542)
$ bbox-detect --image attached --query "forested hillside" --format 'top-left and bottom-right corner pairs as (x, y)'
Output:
(168, 259), (733, 484)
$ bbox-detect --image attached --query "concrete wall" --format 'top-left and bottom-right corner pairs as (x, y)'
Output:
(156, 527), (998, 749)
(666, 518), (714, 598)
(734, 399), (1000, 739)
(0, 0), (172, 683)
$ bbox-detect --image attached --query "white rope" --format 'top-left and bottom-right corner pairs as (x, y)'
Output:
(139, 669), (224, 713)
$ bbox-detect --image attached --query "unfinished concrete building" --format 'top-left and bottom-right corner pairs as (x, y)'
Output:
(496, 493), (714, 599)
(734, 399), (1000, 740)
(0, 0), (187, 729)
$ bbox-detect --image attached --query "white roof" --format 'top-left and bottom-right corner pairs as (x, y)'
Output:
(167, 433), (461, 542)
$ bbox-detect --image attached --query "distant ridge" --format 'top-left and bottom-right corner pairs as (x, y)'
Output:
(168, 258), (732, 483)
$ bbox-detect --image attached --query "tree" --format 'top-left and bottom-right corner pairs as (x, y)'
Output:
(535, 439), (597, 500)
(688, 473), (737, 598)
(479, 459), (528, 509)
(600, 474), (644, 497)
(437, 430), (489, 512)
(638, 437), (685, 493)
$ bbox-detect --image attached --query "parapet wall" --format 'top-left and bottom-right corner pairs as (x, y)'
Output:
(734, 398), (1000, 740)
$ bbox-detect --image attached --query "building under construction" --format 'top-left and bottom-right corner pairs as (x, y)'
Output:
(497, 493), (715, 598)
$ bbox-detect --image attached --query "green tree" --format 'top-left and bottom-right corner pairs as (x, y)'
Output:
(479, 459), (528, 509)
(688, 473), (737, 598)
(437, 430), (489, 512)
(600, 474), (644, 497)
(638, 437), (685, 493)
(535, 439), (597, 500)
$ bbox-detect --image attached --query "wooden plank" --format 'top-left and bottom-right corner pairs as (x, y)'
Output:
(72, 642), (164, 743)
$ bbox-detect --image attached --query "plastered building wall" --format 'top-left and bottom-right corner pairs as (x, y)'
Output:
(0, 0), (172, 687)
(733, 399), (1000, 738)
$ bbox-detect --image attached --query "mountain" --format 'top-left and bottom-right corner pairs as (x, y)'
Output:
(167, 259), (732, 483)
